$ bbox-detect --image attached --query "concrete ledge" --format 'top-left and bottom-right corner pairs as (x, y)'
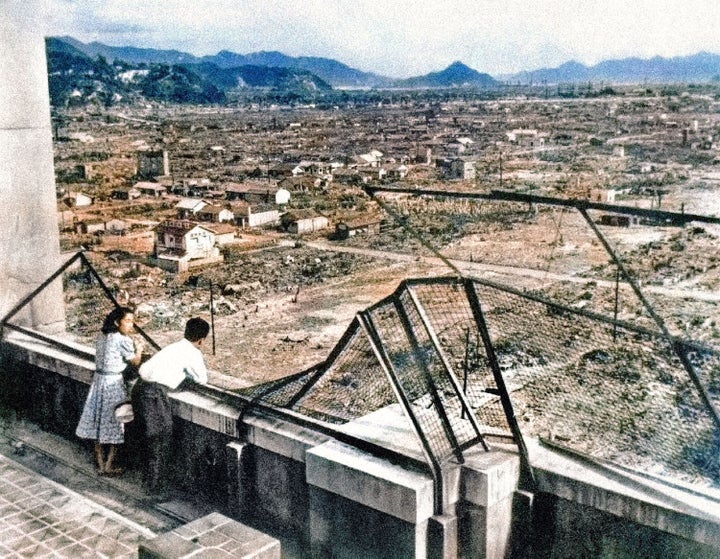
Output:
(171, 390), (242, 437)
(2, 333), (94, 383)
(527, 439), (720, 548)
(306, 439), (434, 523)
(139, 512), (280, 558)
(243, 410), (330, 462)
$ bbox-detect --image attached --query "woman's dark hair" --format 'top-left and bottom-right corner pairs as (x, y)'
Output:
(101, 306), (134, 335)
(184, 317), (210, 342)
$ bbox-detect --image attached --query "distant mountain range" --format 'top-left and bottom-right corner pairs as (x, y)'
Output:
(46, 36), (720, 107)
(56, 36), (390, 89)
(502, 52), (720, 84)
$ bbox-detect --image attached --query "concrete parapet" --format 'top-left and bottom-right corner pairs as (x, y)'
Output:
(528, 438), (720, 552)
(171, 390), (242, 437)
(427, 514), (458, 559)
(3, 335), (719, 558)
(306, 440), (435, 558)
(307, 485), (427, 559)
(456, 447), (522, 558)
(243, 410), (330, 462)
(138, 512), (280, 558)
(306, 439), (434, 523)
(2, 332), (93, 383)
(226, 442), (250, 517)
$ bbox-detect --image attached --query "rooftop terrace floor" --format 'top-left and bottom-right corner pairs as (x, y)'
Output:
(0, 408), (209, 558)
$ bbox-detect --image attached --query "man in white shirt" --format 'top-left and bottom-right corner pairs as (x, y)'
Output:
(133, 317), (210, 493)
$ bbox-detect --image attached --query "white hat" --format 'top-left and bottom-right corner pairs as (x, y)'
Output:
(114, 402), (134, 423)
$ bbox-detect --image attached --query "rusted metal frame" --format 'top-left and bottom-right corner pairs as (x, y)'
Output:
(1, 250), (160, 354)
(393, 297), (465, 464)
(275, 367), (325, 409)
(364, 184), (720, 226)
(78, 252), (160, 351)
(215, 383), (430, 472)
(2, 322), (94, 361)
(285, 317), (363, 408)
(462, 329), (470, 420)
(1, 251), (84, 327)
(469, 273), (666, 339)
(464, 278), (537, 490)
(246, 365), (320, 407)
(405, 286), (489, 452)
(366, 191), (462, 275)
(579, 208), (720, 431)
(365, 277), (461, 316)
(405, 276), (463, 288)
(358, 310), (444, 515)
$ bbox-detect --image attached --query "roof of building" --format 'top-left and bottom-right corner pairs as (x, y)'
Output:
(155, 220), (215, 235)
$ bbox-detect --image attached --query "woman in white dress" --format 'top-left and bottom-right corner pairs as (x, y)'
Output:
(76, 307), (144, 475)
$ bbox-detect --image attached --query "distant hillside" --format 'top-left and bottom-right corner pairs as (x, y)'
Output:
(57, 37), (389, 88)
(46, 37), (331, 107)
(48, 36), (720, 103)
(505, 52), (720, 84)
(201, 50), (390, 88)
(393, 61), (498, 88)
(57, 36), (199, 65)
(46, 37), (136, 107)
(190, 62), (332, 91)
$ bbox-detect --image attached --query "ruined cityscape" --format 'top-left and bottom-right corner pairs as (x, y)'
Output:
(1, 12), (720, 556)
(56, 82), (720, 391)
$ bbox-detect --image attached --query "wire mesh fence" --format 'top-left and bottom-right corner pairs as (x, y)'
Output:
(470, 278), (719, 486)
(13, 197), (717, 489)
(248, 276), (719, 488)
(290, 322), (395, 423)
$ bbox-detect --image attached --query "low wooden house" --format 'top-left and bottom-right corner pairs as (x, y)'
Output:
(153, 219), (223, 272)
(282, 210), (329, 235)
(204, 223), (237, 245)
(75, 219), (105, 235)
(134, 181), (167, 197)
(334, 217), (383, 240)
(111, 187), (141, 200)
(232, 202), (280, 228)
(176, 198), (209, 219)
(62, 191), (94, 208)
(224, 182), (278, 204)
(195, 204), (234, 224)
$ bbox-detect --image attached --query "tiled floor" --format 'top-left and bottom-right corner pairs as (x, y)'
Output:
(0, 453), (154, 558)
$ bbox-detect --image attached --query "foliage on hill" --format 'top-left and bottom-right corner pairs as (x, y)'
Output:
(45, 37), (329, 108)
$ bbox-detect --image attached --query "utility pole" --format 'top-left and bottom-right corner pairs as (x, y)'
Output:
(499, 152), (503, 189)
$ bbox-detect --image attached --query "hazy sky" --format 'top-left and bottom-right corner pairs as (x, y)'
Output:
(9, 0), (720, 78)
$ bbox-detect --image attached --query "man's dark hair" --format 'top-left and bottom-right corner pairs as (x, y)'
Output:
(101, 306), (134, 335)
(184, 317), (210, 342)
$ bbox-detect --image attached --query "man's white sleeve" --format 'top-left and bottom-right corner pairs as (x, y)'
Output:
(184, 349), (208, 384)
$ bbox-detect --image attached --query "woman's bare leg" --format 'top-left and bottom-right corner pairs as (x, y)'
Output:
(104, 445), (124, 474)
(94, 443), (105, 472)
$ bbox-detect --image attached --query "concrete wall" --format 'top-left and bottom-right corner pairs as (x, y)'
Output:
(0, 9), (65, 332)
(1, 335), (718, 559)
(531, 492), (719, 559)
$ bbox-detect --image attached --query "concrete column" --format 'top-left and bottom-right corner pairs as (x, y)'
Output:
(459, 449), (521, 559)
(427, 514), (458, 559)
(0, 6), (65, 332)
(306, 440), (435, 558)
